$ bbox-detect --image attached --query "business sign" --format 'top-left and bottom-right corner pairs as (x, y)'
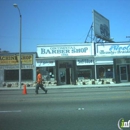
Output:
(96, 57), (113, 65)
(76, 58), (94, 66)
(36, 60), (55, 67)
(37, 44), (94, 57)
(0, 55), (33, 65)
(96, 43), (130, 56)
(93, 10), (110, 41)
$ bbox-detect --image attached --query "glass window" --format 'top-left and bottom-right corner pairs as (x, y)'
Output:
(77, 70), (91, 79)
(106, 67), (113, 78)
(4, 70), (18, 81)
(4, 69), (33, 81)
(98, 67), (105, 78)
(22, 69), (33, 80)
(39, 67), (55, 81)
(98, 65), (113, 78)
(77, 66), (92, 80)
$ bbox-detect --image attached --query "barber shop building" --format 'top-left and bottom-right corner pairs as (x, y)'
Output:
(36, 43), (95, 86)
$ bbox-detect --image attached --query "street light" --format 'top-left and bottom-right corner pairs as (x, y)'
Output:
(13, 3), (22, 88)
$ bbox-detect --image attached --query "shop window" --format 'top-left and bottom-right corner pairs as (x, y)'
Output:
(98, 67), (105, 78)
(4, 70), (18, 81)
(21, 69), (33, 80)
(77, 69), (92, 80)
(4, 69), (33, 81)
(98, 66), (113, 78)
(106, 68), (113, 78)
(40, 67), (55, 81)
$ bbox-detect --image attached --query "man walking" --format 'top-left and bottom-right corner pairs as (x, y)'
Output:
(35, 69), (48, 94)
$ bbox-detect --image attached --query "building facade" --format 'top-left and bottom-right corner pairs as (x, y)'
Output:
(1, 42), (130, 88)
(0, 52), (37, 87)
(36, 43), (94, 85)
(95, 42), (130, 83)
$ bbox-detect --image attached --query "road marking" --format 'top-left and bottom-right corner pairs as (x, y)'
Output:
(0, 110), (21, 113)
(78, 108), (85, 110)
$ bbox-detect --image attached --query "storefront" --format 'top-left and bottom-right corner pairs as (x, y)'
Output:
(0, 52), (37, 87)
(95, 57), (113, 79)
(36, 43), (94, 85)
(95, 42), (130, 83)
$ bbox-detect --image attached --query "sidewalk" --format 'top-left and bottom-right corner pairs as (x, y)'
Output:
(0, 82), (130, 90)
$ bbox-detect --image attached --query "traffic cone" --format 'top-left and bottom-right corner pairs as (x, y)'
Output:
(22, 84), (27, 95)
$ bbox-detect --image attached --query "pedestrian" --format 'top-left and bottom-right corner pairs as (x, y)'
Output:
(35, 69), (48, 94)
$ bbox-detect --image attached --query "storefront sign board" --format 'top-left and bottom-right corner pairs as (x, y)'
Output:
(37, 44), (94, 57)
(36, 60), (55, 67)
(0, 55), (33, 65)
(76, 58), (94, 65)
(96, 43), (130, 56)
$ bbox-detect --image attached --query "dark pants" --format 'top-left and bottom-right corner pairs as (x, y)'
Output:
(35, 83), (47, 94)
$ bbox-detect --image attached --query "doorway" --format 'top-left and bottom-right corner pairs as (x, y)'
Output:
(58, 60), (75, 85)
(59, 68), (72, 85)
(59, 68), (66, 85)
(119, 65), (128, 82)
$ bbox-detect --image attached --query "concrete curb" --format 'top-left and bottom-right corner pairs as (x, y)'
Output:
(0, 83), (130, 90)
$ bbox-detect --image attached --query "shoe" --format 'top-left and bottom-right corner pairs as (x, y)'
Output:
(45, 90), (48, 94)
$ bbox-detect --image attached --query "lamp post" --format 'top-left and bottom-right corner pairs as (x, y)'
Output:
(13, 3), (22, 88)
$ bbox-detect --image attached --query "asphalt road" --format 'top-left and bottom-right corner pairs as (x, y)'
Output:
(0, 87), (130, 130)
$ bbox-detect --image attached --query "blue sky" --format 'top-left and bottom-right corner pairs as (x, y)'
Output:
(0, 0), (130, 52)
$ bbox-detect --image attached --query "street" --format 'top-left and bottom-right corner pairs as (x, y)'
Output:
(0, 87), (130, 130)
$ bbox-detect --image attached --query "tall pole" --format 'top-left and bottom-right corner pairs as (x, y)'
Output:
(13, 4), (22, 88)
(94, 56), (97, 79)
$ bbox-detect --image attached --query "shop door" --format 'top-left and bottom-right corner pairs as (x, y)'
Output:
(66, 68), (72, 84)
(59, 68), (66, 85)
(119, 65), (128, 82)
